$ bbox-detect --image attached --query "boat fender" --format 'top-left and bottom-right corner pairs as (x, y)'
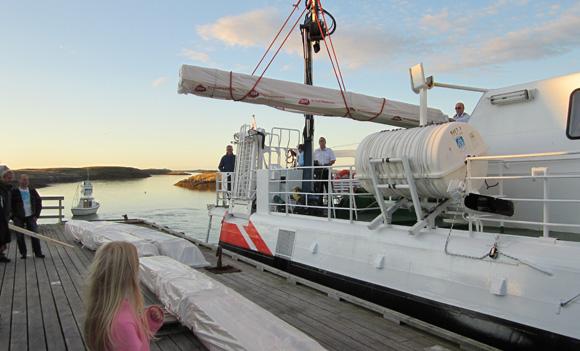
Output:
(489, 244), (498, 259)
(464, 193), (515, 217)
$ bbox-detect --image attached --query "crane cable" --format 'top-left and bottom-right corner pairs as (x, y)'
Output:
(230, 0), (386, 121)
(312, 0), (386, 121)
(229, 1), (307, 102)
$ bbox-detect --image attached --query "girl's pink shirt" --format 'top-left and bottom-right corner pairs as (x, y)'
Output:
(109, 300), (163, 351)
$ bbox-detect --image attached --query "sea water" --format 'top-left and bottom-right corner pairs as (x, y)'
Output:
(38, 174), (221, 243)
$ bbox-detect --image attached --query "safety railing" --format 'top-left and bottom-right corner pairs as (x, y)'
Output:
(466, 151), (580, 238)
(39, 196), (65, 223)
(266, 127), (302, 168)
(215, 172), (234, 207)
(267, 165), (379, 222)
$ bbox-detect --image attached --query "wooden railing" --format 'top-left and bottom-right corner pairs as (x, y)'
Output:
(40, 196), (65, 223)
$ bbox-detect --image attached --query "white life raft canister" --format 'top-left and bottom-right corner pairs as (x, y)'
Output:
(355, 122), (488, 198)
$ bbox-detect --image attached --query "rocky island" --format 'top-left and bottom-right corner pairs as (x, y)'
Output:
(14, 167), (173, 188)
(174, 172), (217, 190)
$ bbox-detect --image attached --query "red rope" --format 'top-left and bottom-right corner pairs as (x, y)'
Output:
(315, 0), (387, 122)
(365, 98), (387, 121)
(251, 0), (302, 76)
(318, 0), (346, 92)
(312, 2), (352, 117)
(229, 5), (308, 102)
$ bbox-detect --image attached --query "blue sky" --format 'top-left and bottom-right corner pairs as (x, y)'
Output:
(1, 0), (579, 169)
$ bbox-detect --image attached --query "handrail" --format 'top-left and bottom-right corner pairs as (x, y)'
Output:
(39, 195), (65, 223)
(466, 151), (580, 238)
(267, 164), (374, 222)
(214, 172), (234, 207)
(467, 150), (580, 161)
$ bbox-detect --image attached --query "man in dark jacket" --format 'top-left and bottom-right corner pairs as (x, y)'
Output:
(218, 145), (236, 191)
(11, 174), (44, 259)
(0, 167), (13, 263)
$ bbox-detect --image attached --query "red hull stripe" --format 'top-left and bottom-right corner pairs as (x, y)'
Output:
(220, 222), (250, 249)
(244, 221), (273, 256)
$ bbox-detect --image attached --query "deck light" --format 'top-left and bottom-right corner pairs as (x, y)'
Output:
(489, 89), (533, 105)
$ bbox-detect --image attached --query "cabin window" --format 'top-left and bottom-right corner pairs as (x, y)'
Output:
(566, 89), (580, 139)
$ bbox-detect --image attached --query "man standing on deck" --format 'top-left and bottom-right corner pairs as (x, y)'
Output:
(0, 167), (14, 263)
(453, 102), (471, 123)
(314, 137), (336, 194)
(218, 145), (236, 191)
(12, 174), (44, 259)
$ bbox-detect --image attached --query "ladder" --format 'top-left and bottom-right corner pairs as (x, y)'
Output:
(231, 125), (264, 217)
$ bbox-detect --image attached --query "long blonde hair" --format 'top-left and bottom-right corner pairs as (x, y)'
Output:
(84, 241), (152, 351)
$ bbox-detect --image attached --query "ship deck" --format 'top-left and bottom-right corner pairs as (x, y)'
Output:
(0, 223), (494, 351)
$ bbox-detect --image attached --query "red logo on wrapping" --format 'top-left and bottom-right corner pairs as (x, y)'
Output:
(194, 84), (207, 92)
(299, 98), (310, 105)
(249, 90), (259, 98)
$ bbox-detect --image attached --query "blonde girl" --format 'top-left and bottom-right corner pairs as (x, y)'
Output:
(84, 241), (163, 351)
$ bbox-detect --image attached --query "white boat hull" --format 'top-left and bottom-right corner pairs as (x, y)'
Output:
(218, 212), (580, 349)
(71, 203), (100, 216)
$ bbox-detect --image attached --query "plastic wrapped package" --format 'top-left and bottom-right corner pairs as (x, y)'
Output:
(95, 222), (209, 268)
(64, 220), (159, 257)
(140, 256), (326, 351)
(179, 64), (448, 128)
(64, 220), (208, 267)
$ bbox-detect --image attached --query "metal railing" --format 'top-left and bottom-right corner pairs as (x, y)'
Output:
(39, 196), (65, 223)
(215, 172), (234, 207)
(466, 151), (580, 238)
(267, 165), (379, 222)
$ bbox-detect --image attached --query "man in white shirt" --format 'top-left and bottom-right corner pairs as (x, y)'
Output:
(453, 102), (471, 123)
(11, 174), (44, 259)
(314, 137), (336, 193)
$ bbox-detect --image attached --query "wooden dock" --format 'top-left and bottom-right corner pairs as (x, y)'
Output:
(0, 223), (486, 351)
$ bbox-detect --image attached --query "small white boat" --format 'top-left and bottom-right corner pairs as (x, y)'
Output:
(71, 180), (100, 216)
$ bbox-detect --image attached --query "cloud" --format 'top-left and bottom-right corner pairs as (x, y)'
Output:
(197, 8), (284, 47)
(420, 9), (451, 33)
(196, 8), (421, 69)
(152, 76), (167, 88)
(433, 4), (580, 71)
(195, 3), (580, 74)
(180, 49), (210, 63)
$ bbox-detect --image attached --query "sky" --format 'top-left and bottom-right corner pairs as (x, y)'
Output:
(1, 0), (579, 170)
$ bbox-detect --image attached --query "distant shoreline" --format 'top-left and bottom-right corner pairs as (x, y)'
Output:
(10, 167), (215, 188)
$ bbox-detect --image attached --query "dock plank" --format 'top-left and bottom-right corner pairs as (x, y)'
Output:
(169, 333), (206, 351)
(42, 234), (86, 350)
(10, 241), (28, 351)
(44, 237), (86, 347)
(25, 249), (47, 351)
(0, 242), (17, 351)
(34, 248), (67, 351)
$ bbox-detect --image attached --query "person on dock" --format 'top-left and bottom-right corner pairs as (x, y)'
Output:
(218, 144), (236, 191)
(314, 137), (336, 194)
(0, 167), (14, 263)
(453, 102), (471, 123)
(84, 241), (164, 351)
(11, 174), (44, 259)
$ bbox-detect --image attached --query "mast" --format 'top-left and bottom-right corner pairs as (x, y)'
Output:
(301, 17), (315, 192)
(300, 0), (334, 192)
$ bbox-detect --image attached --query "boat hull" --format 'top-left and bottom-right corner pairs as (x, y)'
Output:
(221, 241), (580, 350)
(217, 212), (580, 350)
(71, 204), (100, 216)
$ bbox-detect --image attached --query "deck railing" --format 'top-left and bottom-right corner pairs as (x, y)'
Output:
(267, 165), (379, 222)
(215, 172), (234, 207)
(40, 196), (65, 223)
(466, 151), (580, 238)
